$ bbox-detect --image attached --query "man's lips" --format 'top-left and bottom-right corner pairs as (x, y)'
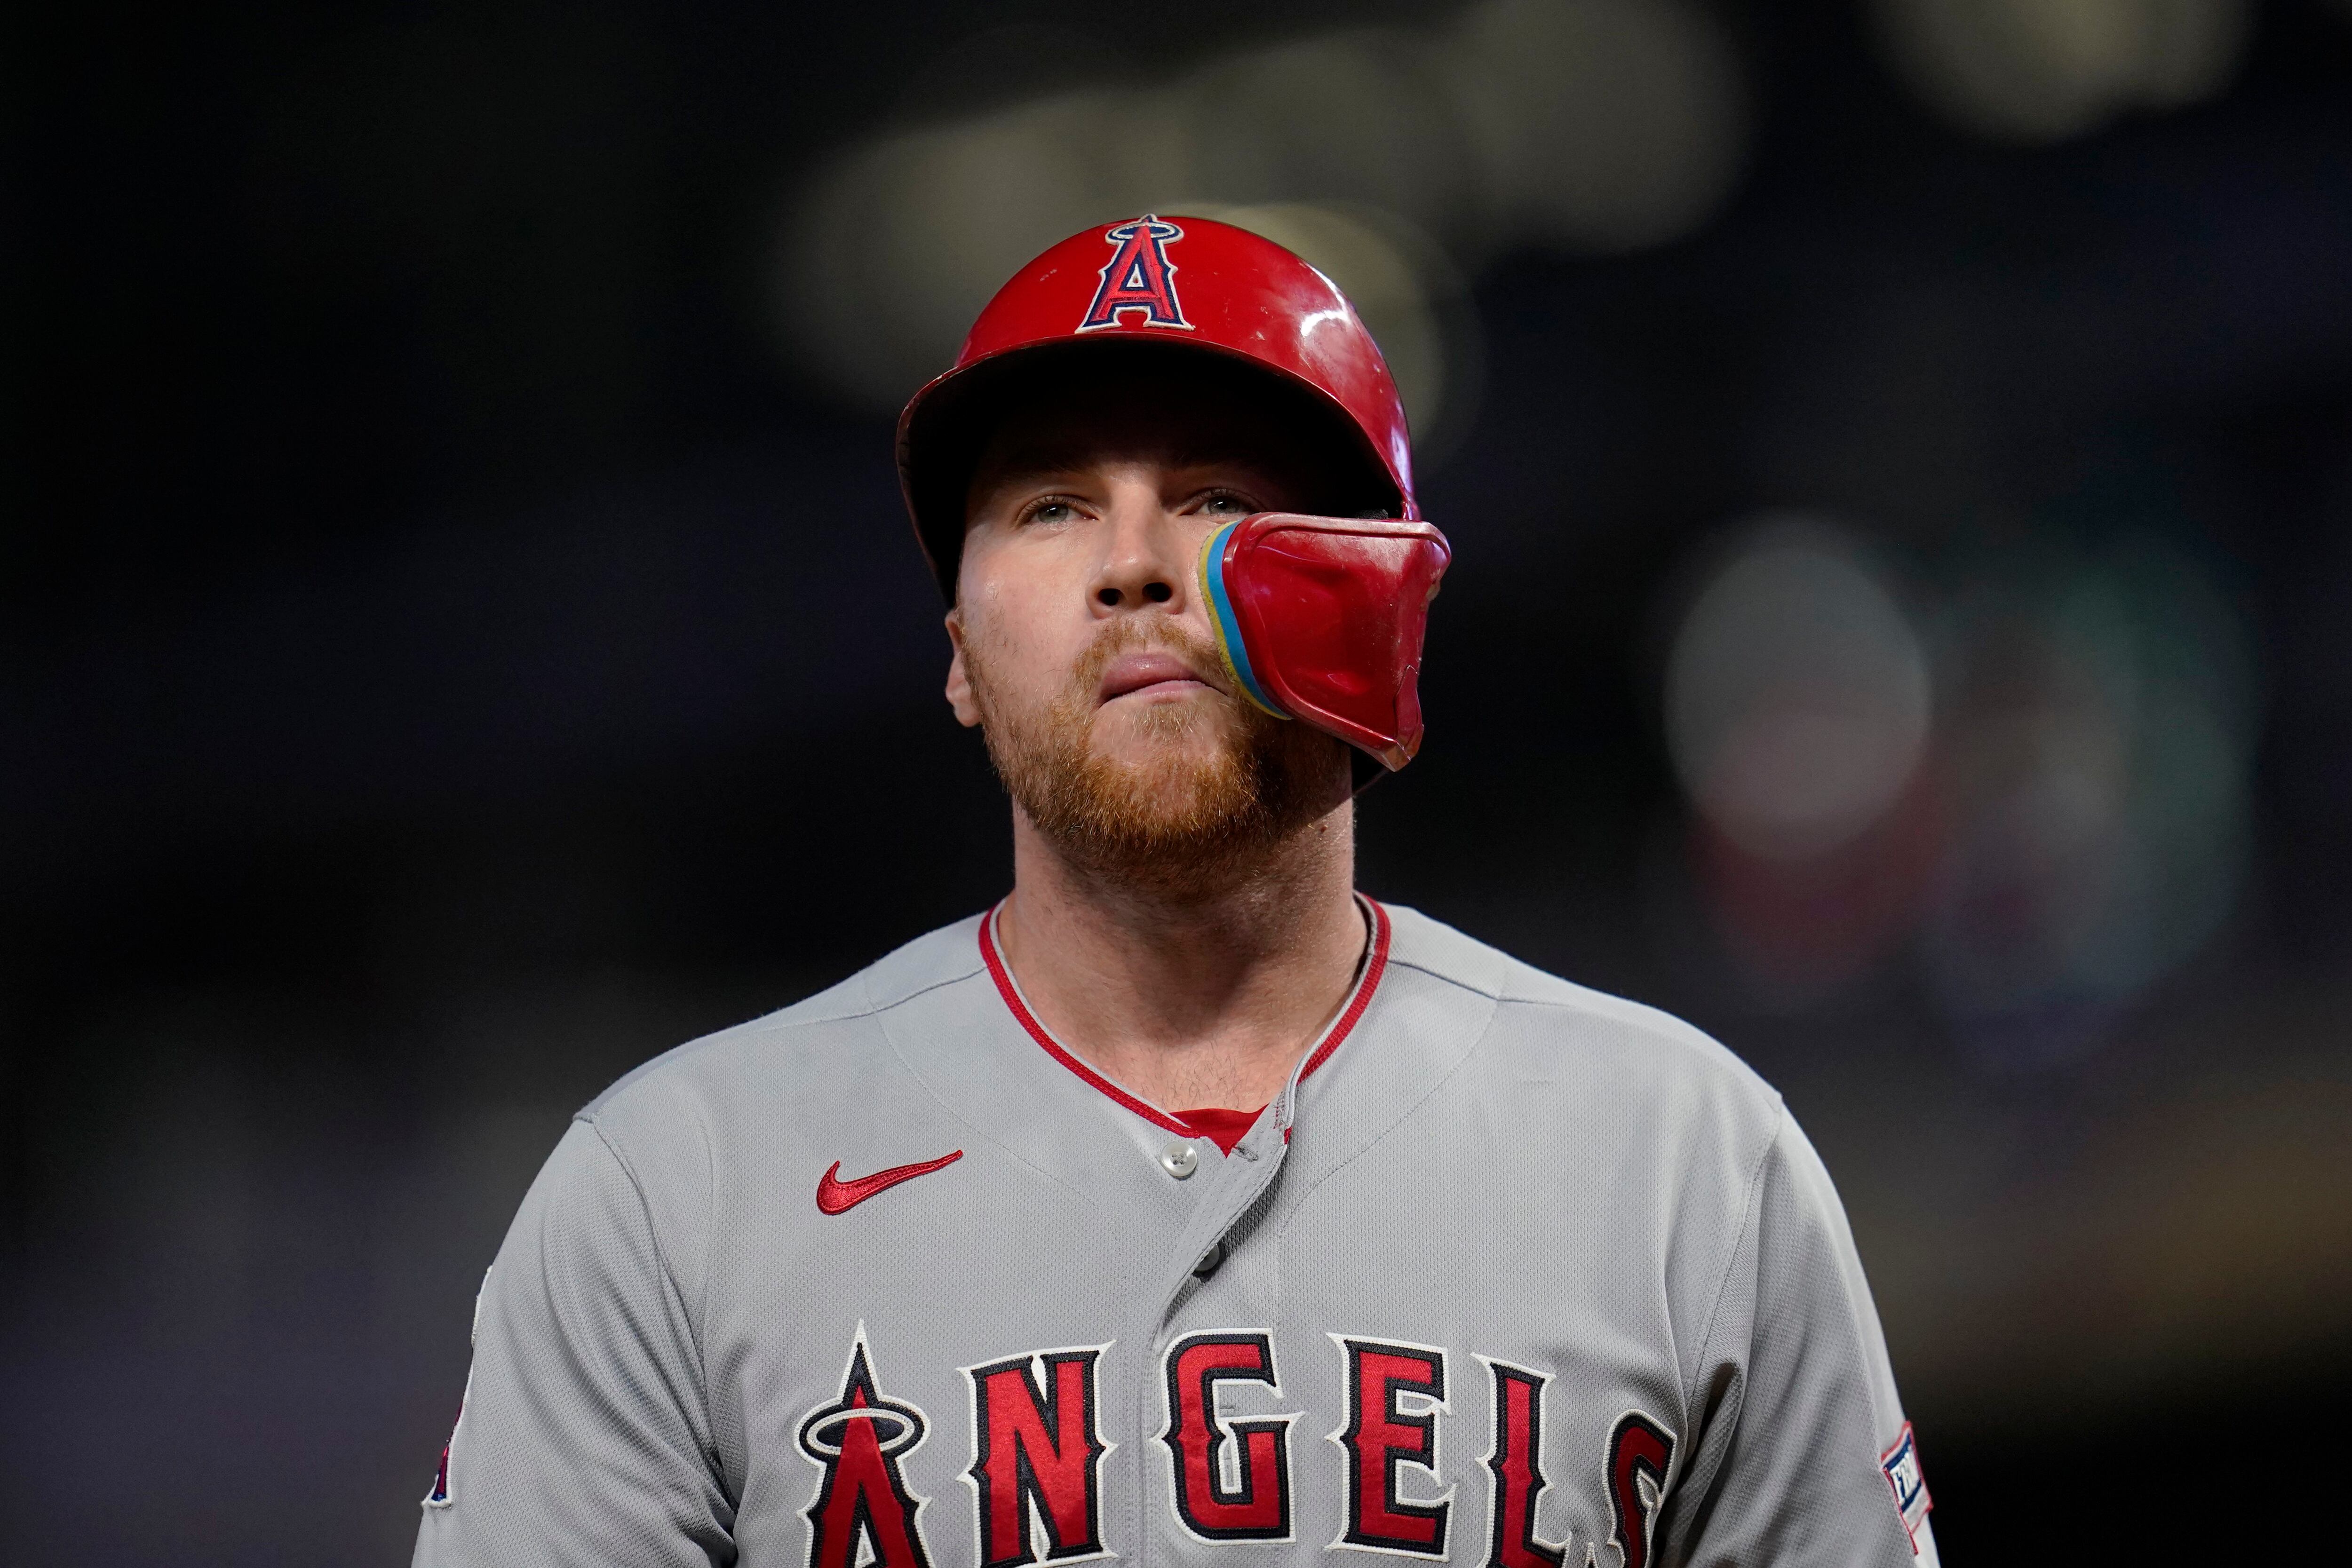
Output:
(1097, 650), (1223, 704)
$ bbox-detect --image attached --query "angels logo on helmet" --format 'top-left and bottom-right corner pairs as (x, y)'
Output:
(1077, 216), (1192, 333)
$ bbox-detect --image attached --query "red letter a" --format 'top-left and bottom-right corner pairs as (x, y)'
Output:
(1078, 217), (1191, 331)
(798, 1336), (934, 1568)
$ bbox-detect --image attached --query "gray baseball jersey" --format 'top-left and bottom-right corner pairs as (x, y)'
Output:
(413, 900), (1938, 1567)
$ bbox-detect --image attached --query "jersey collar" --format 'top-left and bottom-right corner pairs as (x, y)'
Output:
(976, 894), (1392, 1145)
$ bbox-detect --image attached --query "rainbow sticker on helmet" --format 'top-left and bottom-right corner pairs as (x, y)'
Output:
(1198, 521), (1287, 720)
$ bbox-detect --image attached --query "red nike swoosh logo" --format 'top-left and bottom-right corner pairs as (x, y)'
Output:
(816, 1149), (964, 1215)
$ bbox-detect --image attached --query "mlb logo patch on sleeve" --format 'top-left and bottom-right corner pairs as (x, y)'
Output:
(1879, 1422), (1931, 1551)
(425, 1378), (467, 1509)
(424, 1267), (489, 1510)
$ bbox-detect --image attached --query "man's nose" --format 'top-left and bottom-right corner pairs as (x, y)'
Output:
(1088, 504), (1190, 615)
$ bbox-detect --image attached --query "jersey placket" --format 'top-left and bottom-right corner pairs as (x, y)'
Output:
(1126, 1060), (1312, 1568)
(971, 901), (1392, 1568)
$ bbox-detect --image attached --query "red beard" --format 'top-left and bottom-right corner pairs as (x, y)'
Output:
(963, 616), (1345, 895)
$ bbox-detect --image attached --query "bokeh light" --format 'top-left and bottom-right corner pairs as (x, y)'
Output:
(776, 0), (1747, 414)
(1442, 0), (1746, 254)
(1664, 518), (1936, 1004)
(1870, 0), (2252, 142)
(1668, 518), (1931, 863)
(1662, 519), (2257, 1059)
(1921, 536), (2256, 1066)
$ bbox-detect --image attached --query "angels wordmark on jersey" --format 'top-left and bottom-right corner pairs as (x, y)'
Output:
(785, 1321), (1675, 1568)
(414, 902), (1938, 1567)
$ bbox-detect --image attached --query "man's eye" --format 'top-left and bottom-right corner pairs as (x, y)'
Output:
(1200, 493), (1253, 515)
(1025, 499), (1078, 525)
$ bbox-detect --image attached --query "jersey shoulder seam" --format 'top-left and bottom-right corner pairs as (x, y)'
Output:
(575, 1115), (718, 1447)
(1683, 1100), (1790, 1419)
(1490, 982), (1781, 1107)
(709, 966), (982, 1043)
(1382, 953), (1506, 1001)
(1384, 917), (1742, 1061)
(584, 964), (985, 1114)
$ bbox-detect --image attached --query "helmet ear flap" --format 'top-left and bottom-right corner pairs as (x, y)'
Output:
(1200, 514), (1451, 774)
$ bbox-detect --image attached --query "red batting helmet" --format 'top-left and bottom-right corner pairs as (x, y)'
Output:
(896, 214), (1418, 597)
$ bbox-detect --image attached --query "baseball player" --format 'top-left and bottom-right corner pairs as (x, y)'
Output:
(413, 217), (1938, 1567)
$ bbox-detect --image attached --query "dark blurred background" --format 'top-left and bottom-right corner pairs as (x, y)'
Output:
(6, 0), (2350, 1560)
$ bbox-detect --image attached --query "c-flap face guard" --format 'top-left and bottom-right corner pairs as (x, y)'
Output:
(1197, 513), (1452, 773)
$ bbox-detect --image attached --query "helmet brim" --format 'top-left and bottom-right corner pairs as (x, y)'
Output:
(897, 333), (1409, 602)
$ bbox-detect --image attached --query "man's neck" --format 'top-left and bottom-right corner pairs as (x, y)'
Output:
(994, 801), (1367, 1116)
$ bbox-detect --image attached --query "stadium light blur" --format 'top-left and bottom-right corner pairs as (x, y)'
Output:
(775, 0), (1746, 415)
(1667, 518), (1931, 864)
(1661, 517), (2256, 1058)
(1869, 0), (2251, 143)
(1919, 535), (2256, 1067)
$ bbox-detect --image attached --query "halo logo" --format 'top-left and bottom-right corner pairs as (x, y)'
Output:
(798, 1330), (935, 1568)
(1078, 216), (1193, 332)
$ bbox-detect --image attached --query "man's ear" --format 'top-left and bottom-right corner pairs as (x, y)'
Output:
(943, 607), (983, 729)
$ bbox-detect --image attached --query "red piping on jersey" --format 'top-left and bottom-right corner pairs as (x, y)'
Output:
(1297, 898), (1390, 1081)
(977, 896), (1391, 1141)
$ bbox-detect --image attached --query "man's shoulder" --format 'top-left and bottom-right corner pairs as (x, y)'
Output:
(577, 910), (990, 1130)
(1379, 900), (1783, 1127)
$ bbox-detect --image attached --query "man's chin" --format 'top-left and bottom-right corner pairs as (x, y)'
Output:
(1075, 739), (1255, 833)
(1000, 726), (1285, 887)
(1083, 714), (1243, 780)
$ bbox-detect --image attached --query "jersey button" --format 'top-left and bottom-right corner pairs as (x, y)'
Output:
(1158, 1141), (1200, 1179)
